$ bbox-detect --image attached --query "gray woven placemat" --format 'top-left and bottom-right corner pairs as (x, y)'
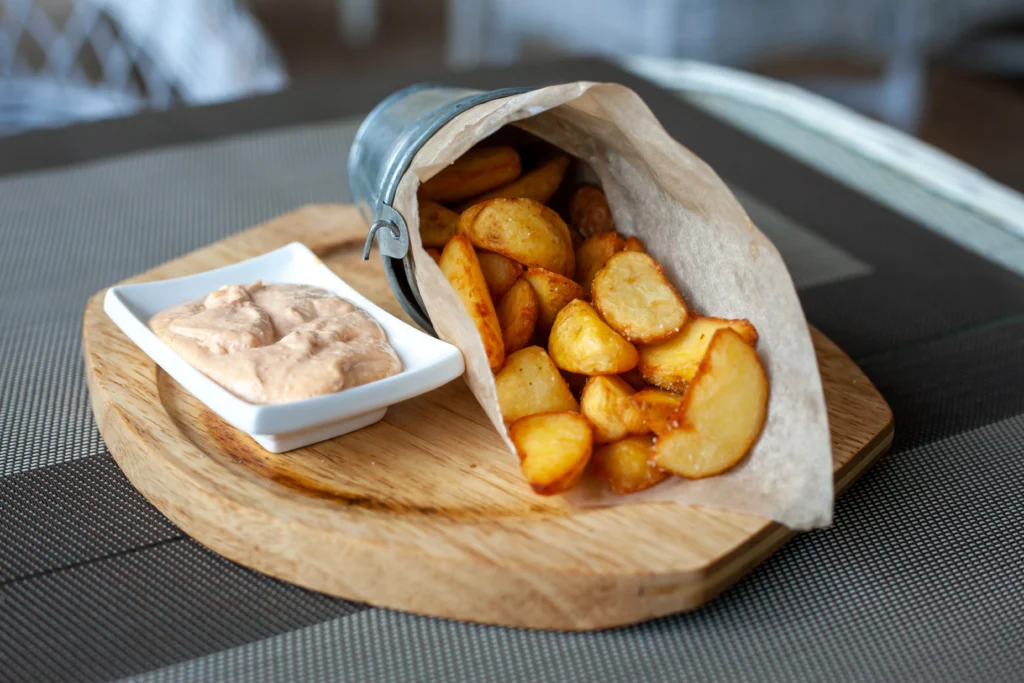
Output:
(1, 115), (1023, 683)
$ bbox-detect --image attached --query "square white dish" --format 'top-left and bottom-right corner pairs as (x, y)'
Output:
(104, 242), (465, 452)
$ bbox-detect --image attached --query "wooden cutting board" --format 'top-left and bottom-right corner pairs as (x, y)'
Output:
(83, 204), (893, 631)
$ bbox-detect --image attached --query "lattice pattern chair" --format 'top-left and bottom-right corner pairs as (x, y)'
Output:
(0, 0), (287, 135)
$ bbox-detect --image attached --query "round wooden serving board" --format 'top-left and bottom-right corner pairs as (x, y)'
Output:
(83, 204), (893, 631)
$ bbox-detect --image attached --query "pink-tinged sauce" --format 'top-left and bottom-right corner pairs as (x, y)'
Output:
(149, 282), (402, 404)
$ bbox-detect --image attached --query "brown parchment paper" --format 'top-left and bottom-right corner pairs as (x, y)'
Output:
(392, 82), (833, 530)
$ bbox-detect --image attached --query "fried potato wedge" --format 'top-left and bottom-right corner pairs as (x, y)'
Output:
(591, 435), (668, 495)
(652, 329), (768, 478)
(510, 411), (593, 495)
(630, 388), (684, 434)
(439, 234), (505, 371)
(418, 200), (459, 248)
(591, 251), (689, 344)
(495, 346), (579, 424)
(548, 300), (638, 375)
(574, 232), (624, 297)
(418, 145), (521, 204)
(425, 248), (442, 264)
(622, 235), (645, 253)
(580, 375), (648, 444)
(457, 154), (570, 211)
(477, 251), (524, 300)
(522, 267), (585, 333)
(458, 198), (574, 277)
(569, 184), (615, 238)
(495, 278), (538, 356)
(638, 316), (758, 391)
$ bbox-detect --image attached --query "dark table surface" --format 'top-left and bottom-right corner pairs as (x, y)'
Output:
(1, 58), (1023, 683)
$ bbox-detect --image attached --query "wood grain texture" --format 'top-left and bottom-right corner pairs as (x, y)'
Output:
(83, 204), (894, 630)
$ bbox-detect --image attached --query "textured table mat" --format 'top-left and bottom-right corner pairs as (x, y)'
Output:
(1, 111), (1023, 682)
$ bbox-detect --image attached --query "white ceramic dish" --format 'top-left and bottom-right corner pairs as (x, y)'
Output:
(104, 242), (465, 452)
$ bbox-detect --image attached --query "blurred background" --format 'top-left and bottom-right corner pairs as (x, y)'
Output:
(2, 0), (1023, 189)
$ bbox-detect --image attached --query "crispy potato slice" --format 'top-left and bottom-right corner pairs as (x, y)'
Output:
(592, 251), (689, 344)
(580, 375), (648, 444)
(418, 200), (459, 248)
(591, 435), (668, 494)
(569, 185), (615, 237)
(638, 316), (758, 391)
(495, 346), (579, 424)
(574, 232), (624, 297)
(622, 235), (645, 252)
(510, 411), (593, 495)
(652, 329), (768, 478)
(495, 278), (538, 356)
(425, 248), (442, 264)
(477, 251), (524, 300)
(548, 300), (638, 375)
(458, 198), (574, 277)
(457, 154), (570, 211)
(439, 235), (505, 371)
(631, 388), (684, 434)
(522, 267), (585, 333)
(418, 146), (521, 204)
(620, 368), (647, 391)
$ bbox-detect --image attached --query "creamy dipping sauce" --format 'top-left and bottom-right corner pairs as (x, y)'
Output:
(149, 282), (402, 404)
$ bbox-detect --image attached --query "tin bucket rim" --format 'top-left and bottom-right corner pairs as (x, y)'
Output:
(353, 84), (534, 335)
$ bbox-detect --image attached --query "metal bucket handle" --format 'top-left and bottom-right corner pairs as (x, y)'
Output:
(350, 84), (532, 334)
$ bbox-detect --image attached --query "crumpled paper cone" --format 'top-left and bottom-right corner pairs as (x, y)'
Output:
(390, 82), (833, 529)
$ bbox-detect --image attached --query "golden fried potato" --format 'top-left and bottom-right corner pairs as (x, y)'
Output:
(458, 198), (574, 277)
(418, 146), (521, 204)
(591, 436), (668, 495)
(622, 236), (645, 253)
(580, 375), (648, 444)
(574, 232), (624, 297)
(477, 251), (523, 300)
(548, 300), (638, 375)
(495, 346), (579, 424)
(457, 154), (570, 211)
(591, 251), (689, 344)
(569, 185), (615, 238)
(522, 268), (585, 333)
(439, 235), (505, 372)
(510, 411), (593, 495)
(418, 200), (459, 248)
(652, 329), (768, 478)
(425, 248), (442, 264)
(630, 388), (684, 434)
(638, 316), (758, 392)
(495, 278), (538, 356)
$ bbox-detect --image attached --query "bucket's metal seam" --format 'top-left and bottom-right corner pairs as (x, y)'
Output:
(348, 82), (436, 227)
(354, 85), (533, 335)
(378, 86), (533, 209)
(359, 85), (533, 262)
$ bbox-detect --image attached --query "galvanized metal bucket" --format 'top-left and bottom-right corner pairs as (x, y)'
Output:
(349, 84), (531, 334)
